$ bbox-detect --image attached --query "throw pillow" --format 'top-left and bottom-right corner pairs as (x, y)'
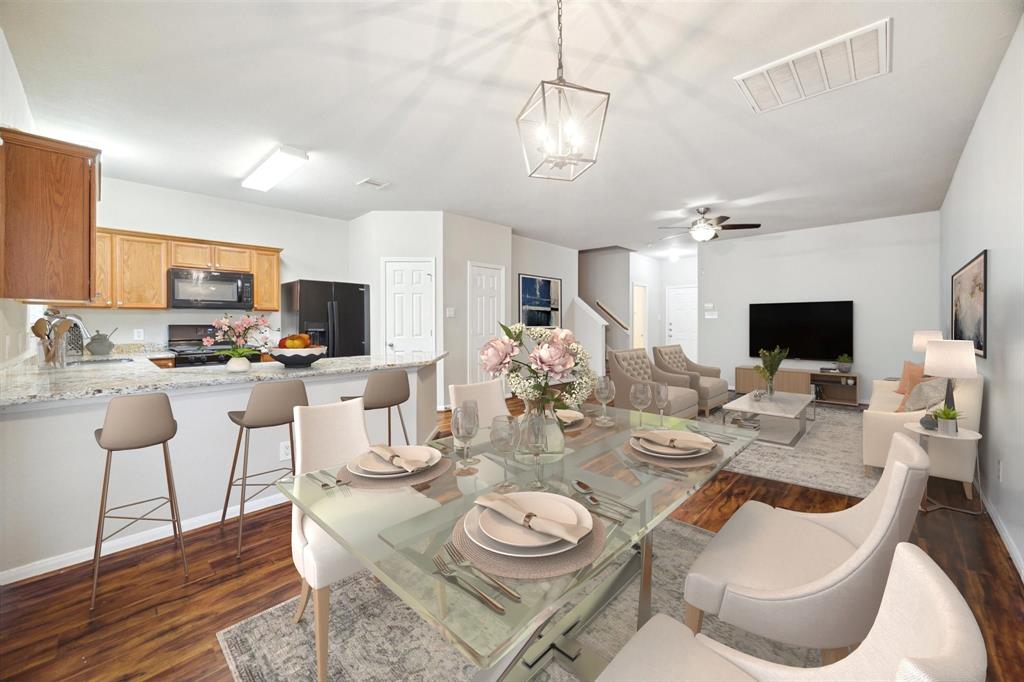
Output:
(895, 361), (925, 395)
(897, 377), (948, 412)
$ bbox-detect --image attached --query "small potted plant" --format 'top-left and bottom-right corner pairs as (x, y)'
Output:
(754, 346), (788, 396)
(932, 405), (961, 436)
(202, 314), (270, 373)
(835, 353), (853, 373)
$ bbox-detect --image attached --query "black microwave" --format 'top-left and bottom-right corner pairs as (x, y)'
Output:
(168, 268), (254, 310)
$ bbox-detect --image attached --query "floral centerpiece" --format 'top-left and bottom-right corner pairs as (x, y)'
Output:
(754, 345), (788, 396)
(202, 314), (270, 372)
(480, 323), (595, 453)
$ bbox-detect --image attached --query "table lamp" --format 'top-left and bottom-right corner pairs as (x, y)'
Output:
(912, 330), (943, 353)
(923, 340), (977, 411)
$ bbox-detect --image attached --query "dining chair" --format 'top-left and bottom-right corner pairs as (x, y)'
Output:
(597, 542), (986, 682)
(607, 348), (698, 418)
(339, 368), (411, 445)
(449, 377), (510, 423)
(653, 344), (729, 416)
(683, 432), (929, 659)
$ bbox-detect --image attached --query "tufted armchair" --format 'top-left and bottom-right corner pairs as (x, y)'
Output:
(608, 348), (698, 418)
(653, 345), (729, 416)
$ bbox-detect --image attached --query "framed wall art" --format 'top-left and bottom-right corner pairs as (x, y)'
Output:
(951, 249), (987, 358)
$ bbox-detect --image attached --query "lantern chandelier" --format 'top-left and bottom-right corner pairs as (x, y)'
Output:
(515, 0), (610, 181)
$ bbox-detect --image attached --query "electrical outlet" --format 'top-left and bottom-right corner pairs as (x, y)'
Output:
(133, 329), (145, 341)
(279, 441), (291, 462)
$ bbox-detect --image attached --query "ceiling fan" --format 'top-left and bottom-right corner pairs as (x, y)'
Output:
(659, 207), (761, 242)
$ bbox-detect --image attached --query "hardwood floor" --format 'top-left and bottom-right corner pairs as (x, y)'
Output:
(2, 414), (1022, 680)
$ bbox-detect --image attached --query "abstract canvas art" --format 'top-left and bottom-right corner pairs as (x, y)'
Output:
(951, 250), (987, 358)
(518, 274), (561, 328)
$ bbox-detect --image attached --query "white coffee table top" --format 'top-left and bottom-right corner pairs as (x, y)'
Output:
(903, 422), (982, 441)
(724, 391), (813, 419)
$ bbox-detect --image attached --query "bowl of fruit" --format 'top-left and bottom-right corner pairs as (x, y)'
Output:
(268, 334), (327, 368)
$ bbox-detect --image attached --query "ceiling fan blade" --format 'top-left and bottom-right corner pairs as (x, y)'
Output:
(720, 223), (761, 230)
(657, 225), (688, 230)
(710, 232), (720, 240)
(711, 215), (731, 225)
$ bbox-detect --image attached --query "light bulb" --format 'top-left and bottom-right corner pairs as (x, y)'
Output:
(689, 223), (717, 242)
(564, 119), (578, 136)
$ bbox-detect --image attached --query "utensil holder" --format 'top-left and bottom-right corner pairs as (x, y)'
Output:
(37, 335), (68, 369)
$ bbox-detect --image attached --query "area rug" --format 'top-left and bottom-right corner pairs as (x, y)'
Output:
(701, 403), (880, 499)
(217, 521), (819, 681)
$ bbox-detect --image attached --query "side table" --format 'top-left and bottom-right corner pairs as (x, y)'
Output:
(903, 422), (983, 516)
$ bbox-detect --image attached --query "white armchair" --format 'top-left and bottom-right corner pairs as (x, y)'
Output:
(863, 377), (983, 498)
(683, 433), (929, 655)
(608, 348), (699, 418)
(597, 543), (986, 682)
(449, 377), (510, 423)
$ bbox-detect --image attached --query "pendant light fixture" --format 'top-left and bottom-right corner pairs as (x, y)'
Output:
(516, 0), (609, 181)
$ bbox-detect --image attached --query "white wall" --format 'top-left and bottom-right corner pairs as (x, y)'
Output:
(698, 212), (942, 401)
(53, 178), (349, 345)
(579, 247), (631, 350)
(511, 234), (579, 330)
(629, 252), (665, 349)
(662, 254), (699, 288)
(939, 18), (1024, 578)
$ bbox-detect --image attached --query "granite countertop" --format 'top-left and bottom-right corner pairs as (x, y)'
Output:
(0, 352), (447, 409)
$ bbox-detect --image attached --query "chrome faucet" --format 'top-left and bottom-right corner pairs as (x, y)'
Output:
(43, 309), (93, 340)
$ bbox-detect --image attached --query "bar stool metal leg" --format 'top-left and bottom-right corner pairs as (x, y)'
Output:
(396, 404), (410, 445)
(236, 427), (251, 558)
(162, 442), (189, 577)
(90, 450), (114, 610)
(220, 425), (245, 527)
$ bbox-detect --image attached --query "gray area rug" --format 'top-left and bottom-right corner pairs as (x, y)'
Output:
(704, 403), (880, 498)
(218, 521), (819, 681)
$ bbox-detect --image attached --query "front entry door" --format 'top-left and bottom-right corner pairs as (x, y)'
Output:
(666, 285), (698, 358)
(383, 259), (435, 355)
(467, 262), (505, 384)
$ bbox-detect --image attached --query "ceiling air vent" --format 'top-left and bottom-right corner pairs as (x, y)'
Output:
(355, 177), (391, 190)
(734, 18), (892, 113)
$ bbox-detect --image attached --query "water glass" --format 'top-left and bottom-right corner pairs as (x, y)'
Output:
(593, 375), (616, 427)
(653, 382), (670, 428)
(451, 403), (480, 474)
(629, 382), (653, 428)
(489, 415), (519, 493)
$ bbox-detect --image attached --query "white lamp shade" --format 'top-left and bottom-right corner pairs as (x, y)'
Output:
(924, 340), (977, 378)
(912, 330), (943, 353)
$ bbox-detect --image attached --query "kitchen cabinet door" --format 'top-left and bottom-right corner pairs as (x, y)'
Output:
(170, 241), (213, 268)
(115, 234), (167, 308)
(252, 250), (280, 311)
(88, 231), (115, 307)
(214, 246), (252, 272)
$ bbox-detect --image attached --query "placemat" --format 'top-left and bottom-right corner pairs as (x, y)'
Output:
(623, 442), (724, 470)
(451, 510), (607, 579)
(336, 457), (453, 489)
(563, 415), (593, 434)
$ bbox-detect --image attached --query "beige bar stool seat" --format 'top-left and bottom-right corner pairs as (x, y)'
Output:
(340, 368), (410, 445)
(91, 392), (188, 610)
(219, 379), (308, 557)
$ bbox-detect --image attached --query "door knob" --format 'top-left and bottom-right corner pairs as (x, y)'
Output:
(387, 342), (395, 349)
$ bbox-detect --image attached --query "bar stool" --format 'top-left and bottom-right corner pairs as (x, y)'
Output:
(91, 393), (188, 610)
(219, 379), (308, 557)
(340, 369), (410, 445)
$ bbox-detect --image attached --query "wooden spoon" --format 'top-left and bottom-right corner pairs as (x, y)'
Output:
(31, 318), (49, 340)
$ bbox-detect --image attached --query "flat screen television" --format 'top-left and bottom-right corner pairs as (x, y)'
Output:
(748, 301), (853, 360)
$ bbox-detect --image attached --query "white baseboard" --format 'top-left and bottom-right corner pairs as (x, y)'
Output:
(978, 486), (1024, 584)
(0, 492), (288, 586)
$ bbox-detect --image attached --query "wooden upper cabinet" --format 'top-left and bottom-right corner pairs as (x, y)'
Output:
(252, 249), (280, 311)
(114, 234), (167, 308)
(0, 127), (100, 301)
(214, 246), (252, 272)
(170, 241), (213, 269)
(88, 230), (114, 307)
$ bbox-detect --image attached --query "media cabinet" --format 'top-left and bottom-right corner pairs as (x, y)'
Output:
(734, 366), (860, 406)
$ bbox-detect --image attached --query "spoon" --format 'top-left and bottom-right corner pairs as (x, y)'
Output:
(31, 318), (49, 340)
(579, 495), (626, 523)
(571, 479), (639, 512)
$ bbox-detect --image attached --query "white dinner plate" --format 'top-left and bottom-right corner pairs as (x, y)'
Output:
(629, 436), (712, 459)
(477, 491), (583, 548)
(464, 501), (593, 558)
(346, 447), (442, 478)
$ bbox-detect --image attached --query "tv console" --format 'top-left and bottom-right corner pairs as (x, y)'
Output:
(734, 366), (859, 407)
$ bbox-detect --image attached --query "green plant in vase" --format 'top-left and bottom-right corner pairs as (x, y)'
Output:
(932, 404), (961, 436)
(754, 346), (789, 396)
(836, 353), (853, 373)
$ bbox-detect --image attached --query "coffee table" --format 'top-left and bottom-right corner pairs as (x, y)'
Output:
(722, 390), (815, 447)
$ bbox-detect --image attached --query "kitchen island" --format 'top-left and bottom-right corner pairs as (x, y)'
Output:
(0, 352), (445, 583)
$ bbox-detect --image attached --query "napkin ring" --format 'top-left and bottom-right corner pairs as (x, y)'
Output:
(667, 438), (678, 448)
(521, 512), (536, 529)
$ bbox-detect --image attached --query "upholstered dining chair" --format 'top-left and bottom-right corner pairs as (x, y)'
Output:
(607, 348), (698, 418)
(340, 368), (412, 445)
(653, 345), (729, 416)
(597, 542), (986, 682)
(683, 432), (929, 661)
(449, 377), (510, 423)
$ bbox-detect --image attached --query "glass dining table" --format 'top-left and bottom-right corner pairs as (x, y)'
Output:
(276, 406), (755, 681)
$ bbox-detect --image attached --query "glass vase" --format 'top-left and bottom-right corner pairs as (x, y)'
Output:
(520, 400), (565, 455)
(765, 376), (775, 396)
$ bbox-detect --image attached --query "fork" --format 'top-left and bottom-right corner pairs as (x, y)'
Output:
(309, 472), (334, 490)
(443, 541), (521, 602)
(432, 556), (505, 614)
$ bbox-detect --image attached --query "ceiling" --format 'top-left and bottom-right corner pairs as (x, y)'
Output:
(2, 1), (1021, 252)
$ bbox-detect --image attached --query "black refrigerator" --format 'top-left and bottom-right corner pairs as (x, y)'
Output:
(280, 280), (369, 357)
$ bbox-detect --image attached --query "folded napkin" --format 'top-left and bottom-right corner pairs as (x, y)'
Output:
(370, 444), (432, 473)
(475, 492), (590, 545)
(633, 430), (714, 451)
(555, 408), (584, 424)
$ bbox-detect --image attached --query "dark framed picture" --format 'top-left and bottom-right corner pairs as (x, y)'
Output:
(518, 274), (562, 328)
(951, 250), (987, 358)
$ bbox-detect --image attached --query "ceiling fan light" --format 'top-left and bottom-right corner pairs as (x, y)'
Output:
(689, 223), (717, 242)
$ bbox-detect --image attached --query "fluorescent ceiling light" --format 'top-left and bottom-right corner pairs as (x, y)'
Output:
(242, 145), (308, 191)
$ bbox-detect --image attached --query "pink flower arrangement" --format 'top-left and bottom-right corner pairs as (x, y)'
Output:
(202, 314), (270, 358)
(528, 342), (576, 382)
(479, 336), (519, 374)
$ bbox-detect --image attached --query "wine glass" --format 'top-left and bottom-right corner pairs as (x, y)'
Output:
(629, 382), (653, 429)
(653, 382), (670, 429)
(451, 404), (479, 476)
(489, 415), (519, 493)
(593, 375), (616, 427)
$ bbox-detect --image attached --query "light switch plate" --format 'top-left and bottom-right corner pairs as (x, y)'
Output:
(280, 442), (291, 462)
(133, 329), (145, 340)
(445, 307), (456, 318)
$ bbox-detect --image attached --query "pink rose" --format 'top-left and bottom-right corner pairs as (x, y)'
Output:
(480, 337), (518, 374)
(529, 342), (576, 382)
(549, 328), (576, 347)
(202, 336), (215, 347)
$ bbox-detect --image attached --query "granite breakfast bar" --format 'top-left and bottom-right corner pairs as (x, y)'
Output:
(0, 352), (446, 583)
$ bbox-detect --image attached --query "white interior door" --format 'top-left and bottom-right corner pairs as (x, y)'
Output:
(631, 283), (648, 349)
(383, 258), (435, 355)
(666, 285), (698, 359)
(467, 262), (505, 383)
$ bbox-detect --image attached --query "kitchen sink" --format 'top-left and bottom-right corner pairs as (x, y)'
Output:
(67, 357), (135, 365)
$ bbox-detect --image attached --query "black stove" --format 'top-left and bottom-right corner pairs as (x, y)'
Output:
(167, 324), (264, 366)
